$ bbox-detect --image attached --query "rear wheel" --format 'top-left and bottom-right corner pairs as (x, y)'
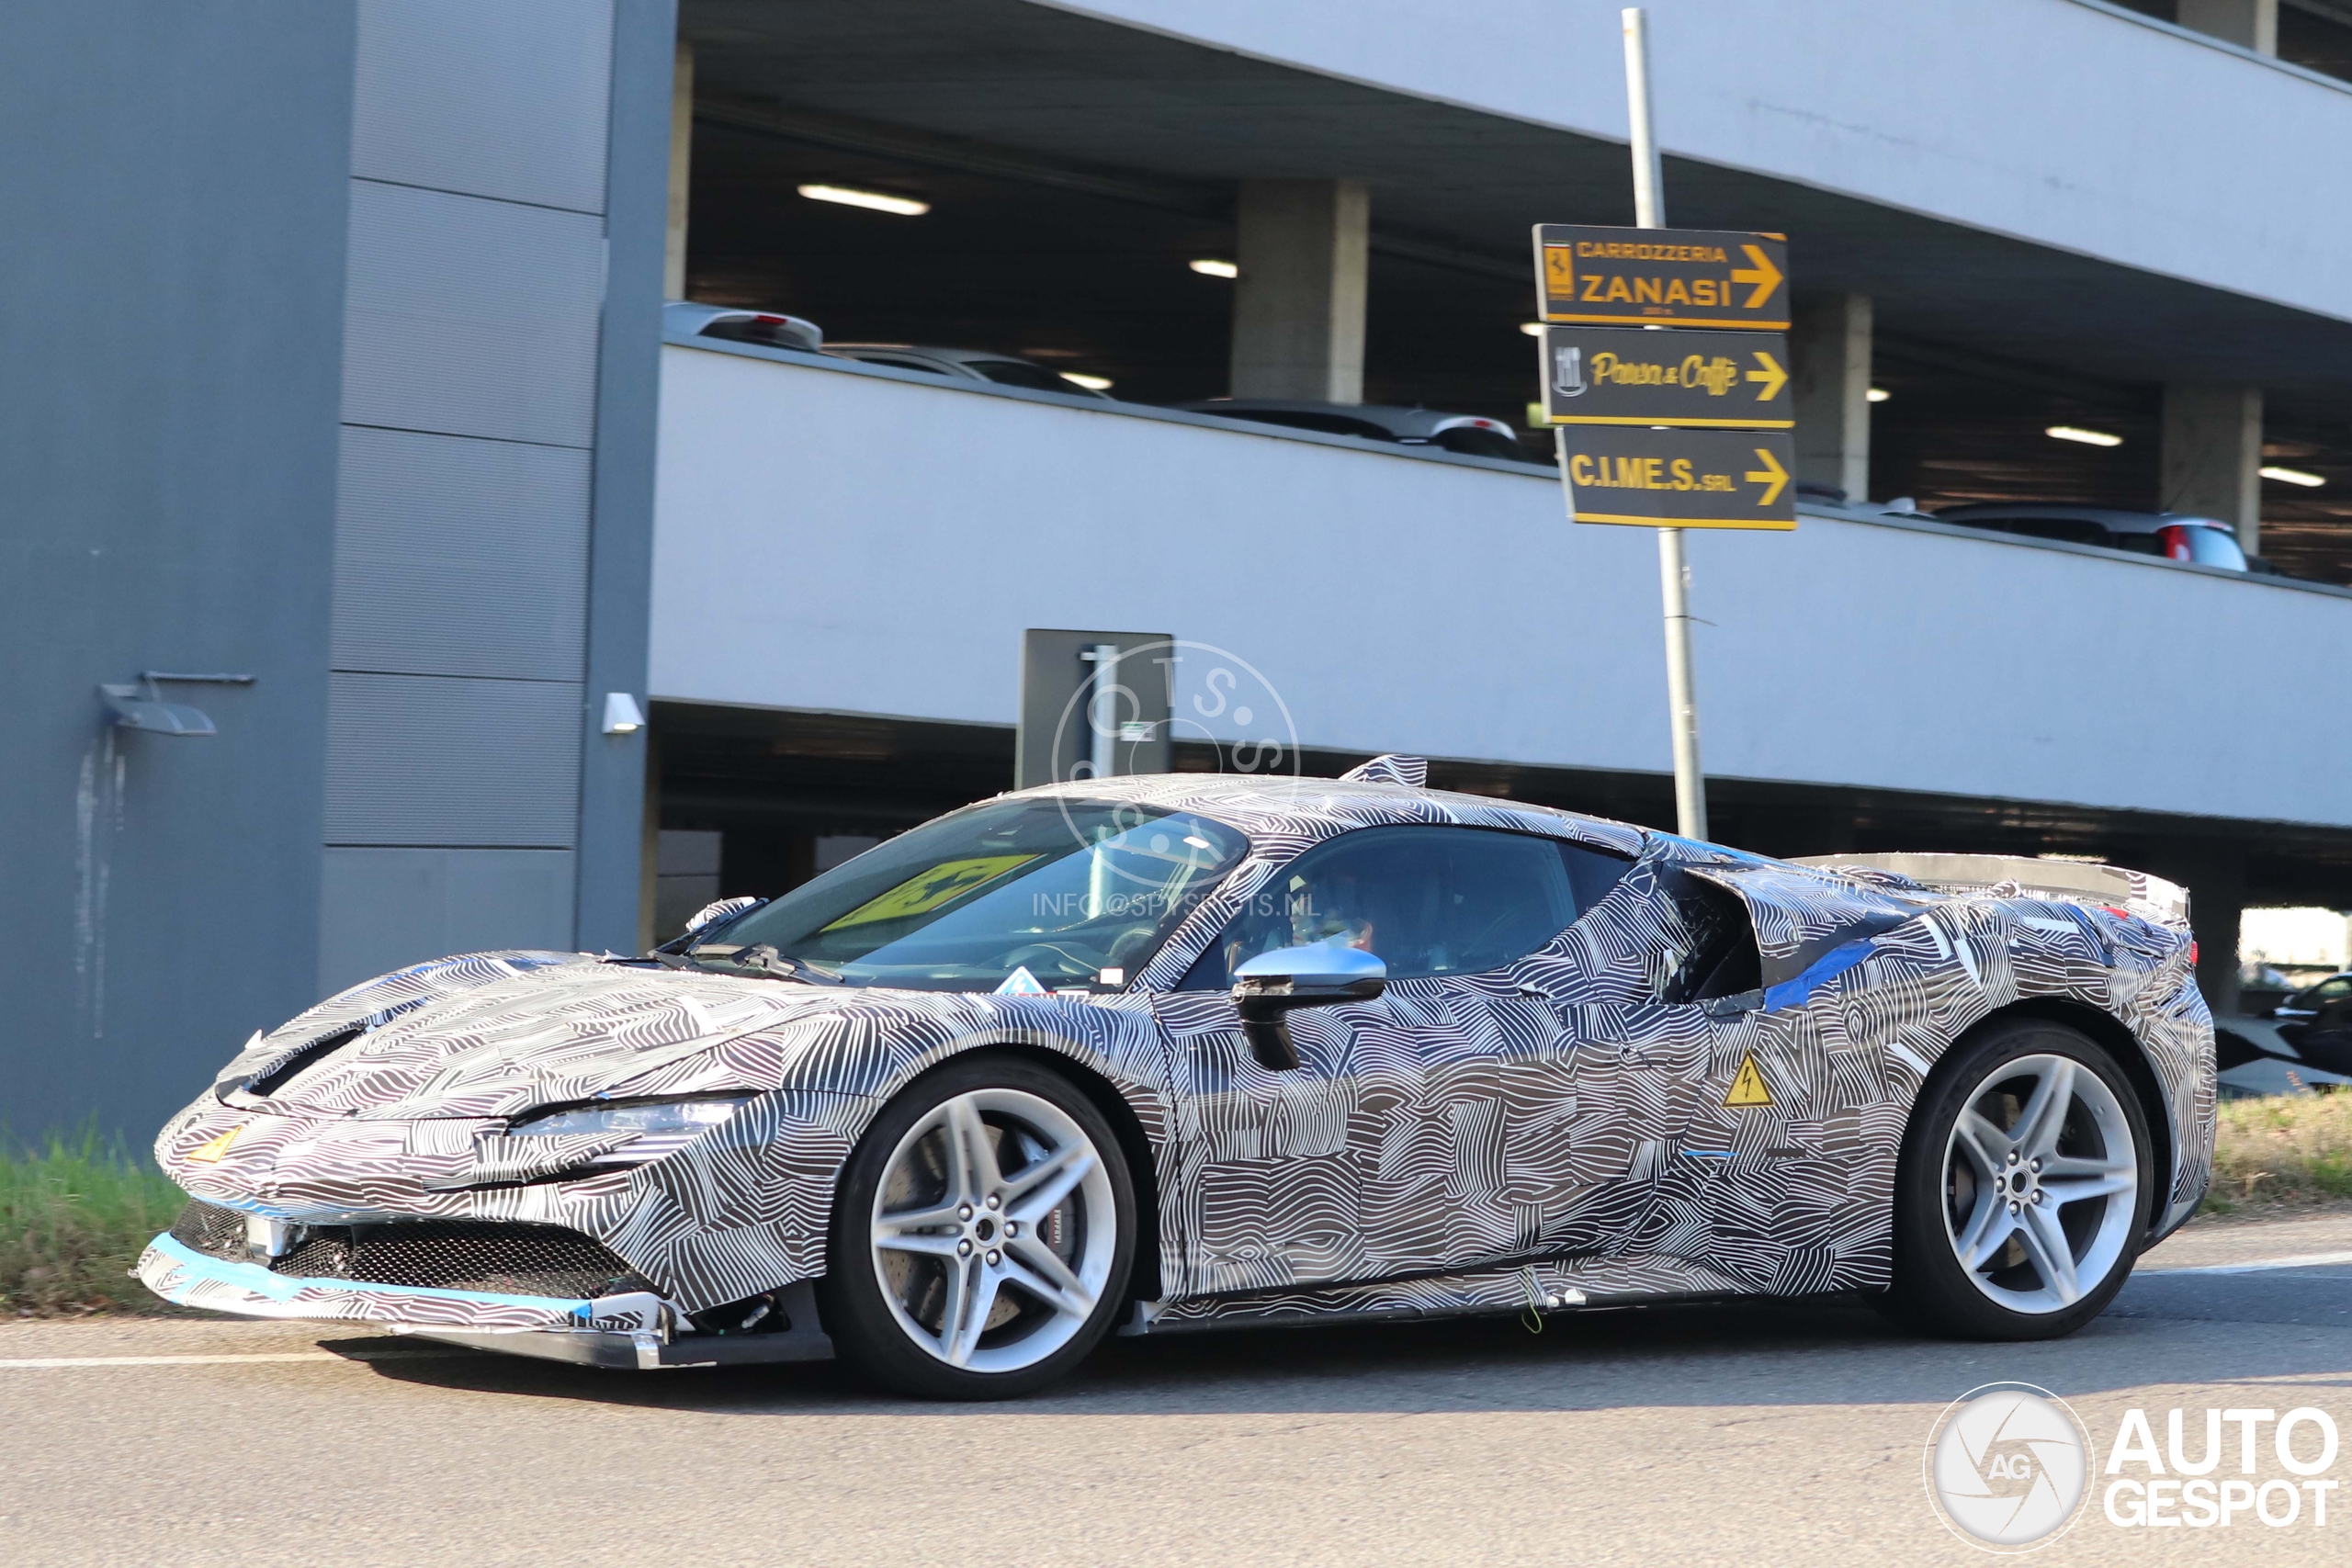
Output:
(818, 1055), (1135, 1399)
(1884, 1018), (2151, 1339)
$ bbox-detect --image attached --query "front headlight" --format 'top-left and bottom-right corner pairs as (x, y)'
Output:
(508, 1096), (752, 1138)
(505, 1097), (754, 1168)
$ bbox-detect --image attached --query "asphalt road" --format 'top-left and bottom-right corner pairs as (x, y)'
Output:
(4, 1213), (2348, 1568)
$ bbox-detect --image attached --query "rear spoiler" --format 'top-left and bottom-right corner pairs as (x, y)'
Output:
(1788, 852), (2189, 929)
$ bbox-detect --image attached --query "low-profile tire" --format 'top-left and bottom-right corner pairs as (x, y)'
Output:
(817, 1054), (1136, 1399)
(1882, 1016), (2153, 1340)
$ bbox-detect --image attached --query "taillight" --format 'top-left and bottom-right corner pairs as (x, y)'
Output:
(2157, 525), (2194, 561)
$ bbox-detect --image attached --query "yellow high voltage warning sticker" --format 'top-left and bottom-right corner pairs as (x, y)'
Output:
(1724, 1055), (1775, 1108)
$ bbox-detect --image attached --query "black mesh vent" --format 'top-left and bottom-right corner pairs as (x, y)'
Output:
(271, 1221), (653, 1300)
(168, 1199), (249, 1260)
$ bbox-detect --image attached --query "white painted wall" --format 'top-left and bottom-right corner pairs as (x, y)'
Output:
(1041, 0), (2352, 326)
(652, 344), (2352, 829)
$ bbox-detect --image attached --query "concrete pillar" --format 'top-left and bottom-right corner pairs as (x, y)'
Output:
(1229, 179), (1369, 402)
(1790, 294), (1872, 503)
(2178, 0), (2278, 53)
(664, 40), (694, 299)
(2161, 385), (2263, 555)
(2181, 852), (2247, 1018)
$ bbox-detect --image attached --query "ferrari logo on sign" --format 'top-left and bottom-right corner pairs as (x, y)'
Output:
(1725, 1055), (1775, 1108)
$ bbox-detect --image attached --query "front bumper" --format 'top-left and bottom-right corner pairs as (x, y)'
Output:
(137, 1231), (662, 1335)
(136, 1234), (834, 1369)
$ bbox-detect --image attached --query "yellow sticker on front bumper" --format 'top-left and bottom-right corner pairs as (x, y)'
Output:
(187, 1125), (244, 1163)
(1725, 1055), (1774, 1108)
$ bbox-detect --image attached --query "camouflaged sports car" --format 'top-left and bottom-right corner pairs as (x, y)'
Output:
(141, 757), (2214, 1398)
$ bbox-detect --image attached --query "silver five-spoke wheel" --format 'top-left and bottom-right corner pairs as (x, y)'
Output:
(822, 1056), (1135, 1398)
(1887, 1019), (2151, 1339)
(1943, 1052), (2138, 1314)
(871, 1088), (1116, 1372)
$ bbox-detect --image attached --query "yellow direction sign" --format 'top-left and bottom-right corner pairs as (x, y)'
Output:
(1557, 427), (1795, 530)
(1533, 224), (1789, 331)
(1540, 326), (1792, 428)
(1724, 1055), (1775, 1108)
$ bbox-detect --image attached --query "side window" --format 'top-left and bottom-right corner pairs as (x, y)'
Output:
(1180, 827), (1630, 989)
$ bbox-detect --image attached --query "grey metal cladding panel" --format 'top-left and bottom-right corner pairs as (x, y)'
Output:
(333, 426), (589, 680)
(352, 0), (613, 213)
(343, 180), (603, 447)
(326, 672), (582, 847)
(319, 848), (577, 996)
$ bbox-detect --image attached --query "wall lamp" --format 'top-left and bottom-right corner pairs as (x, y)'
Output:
(97, 671), (254, 736)
(602, 693), (647, 735)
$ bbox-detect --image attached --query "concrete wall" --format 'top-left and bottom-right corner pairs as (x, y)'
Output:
(0, 3), (356, 1136)
(1047, 0), (2352, 327)
(652, 343), (2352, 830)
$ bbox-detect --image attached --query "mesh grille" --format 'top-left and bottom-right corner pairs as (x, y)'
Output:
(271, 1221), (652, 1300)
(168, 1200), (249, 1260)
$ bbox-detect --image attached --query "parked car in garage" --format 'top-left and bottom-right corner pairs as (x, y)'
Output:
(826, 344), (1115, 399)
(1173, 399), (1531, 462)
(663, 300), (823, 354)
(1931, 505), (2259, 572)
(2270, 970), (2352, 1026)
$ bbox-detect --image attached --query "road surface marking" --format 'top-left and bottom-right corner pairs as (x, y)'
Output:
(2142, 1249), (2352, 1276)
(0, 1348), (461, 1370)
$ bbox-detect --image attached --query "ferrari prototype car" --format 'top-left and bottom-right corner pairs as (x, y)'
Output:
(141, 759), (2214, 1398)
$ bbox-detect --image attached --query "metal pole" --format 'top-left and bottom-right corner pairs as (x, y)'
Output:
(1622, 6), (1707, 840)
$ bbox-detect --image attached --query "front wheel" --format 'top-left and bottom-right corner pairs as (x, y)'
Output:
(1883, 1018), (2152, 1339)
(818, 1055), (1135, 1399)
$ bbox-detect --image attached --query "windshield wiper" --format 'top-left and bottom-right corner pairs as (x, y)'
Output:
(708, 943), (845, 985)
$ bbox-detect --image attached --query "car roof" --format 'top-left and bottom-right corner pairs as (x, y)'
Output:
(1174, 400), (1512, 437)
(828, 344), (1041, 367)
(994, 771), (1652, 860)
(1932, 503), (2229, 534)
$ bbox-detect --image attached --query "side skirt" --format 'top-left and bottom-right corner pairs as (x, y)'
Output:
(1123, 1252), (1755, 1336)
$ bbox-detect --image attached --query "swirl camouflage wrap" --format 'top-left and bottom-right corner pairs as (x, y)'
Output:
(139, 763), (2212, 1356)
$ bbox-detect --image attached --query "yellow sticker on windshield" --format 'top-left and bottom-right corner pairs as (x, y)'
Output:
(820, 854), (1042, 931)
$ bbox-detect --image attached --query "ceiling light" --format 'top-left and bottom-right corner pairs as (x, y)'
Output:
(1521, 322), (1546, 337)
(1866, 387), (1890, 403)
(797, 184), (929, 216)
(2261, 464), (2324, 488)
(1189, 259), (1238, 279)
(1060, 372), (1113, 391)
(2046, 425), (2121, 448)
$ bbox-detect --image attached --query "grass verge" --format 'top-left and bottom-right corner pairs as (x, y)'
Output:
(1, 1129), (187, 1317)
(2199, 1090), (2352, 1216)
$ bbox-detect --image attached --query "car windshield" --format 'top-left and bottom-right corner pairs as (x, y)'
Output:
(697, 798), (1248, 991)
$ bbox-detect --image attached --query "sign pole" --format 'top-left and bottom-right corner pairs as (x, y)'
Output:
(1621, 6), (1707, 841)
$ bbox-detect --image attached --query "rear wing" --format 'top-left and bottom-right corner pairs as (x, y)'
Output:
(1788, 852), (2189, 930)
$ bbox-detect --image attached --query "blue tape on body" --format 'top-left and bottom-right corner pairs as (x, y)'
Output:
(1762, 938), (1877, 1012)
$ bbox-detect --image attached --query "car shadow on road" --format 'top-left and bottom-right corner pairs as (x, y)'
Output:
(328, 1274), (2352, 1417)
